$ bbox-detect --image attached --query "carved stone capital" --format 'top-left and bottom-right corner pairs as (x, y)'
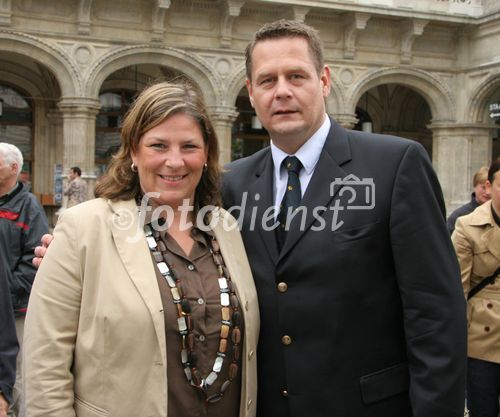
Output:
(58, 97), (101, 118)
(332, 113), (358, 130)
(207, 105), (239, 124)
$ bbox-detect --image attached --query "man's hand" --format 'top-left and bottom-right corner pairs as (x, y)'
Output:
(33, 233), (54, 268)
(0, 393), (9, 417)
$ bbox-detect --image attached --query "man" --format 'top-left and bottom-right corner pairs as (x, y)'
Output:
(63, 166), (87, 208)
(0, 251), (19, 417)
(447, 166), (490, 234)
(0, 143), (48, 417)
(222, 20), (466, 417)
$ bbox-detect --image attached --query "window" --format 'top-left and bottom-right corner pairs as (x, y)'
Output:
(95, 90), (134, 171)
(0, 85), (33, 178)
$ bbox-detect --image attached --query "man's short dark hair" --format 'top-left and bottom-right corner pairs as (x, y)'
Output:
(245, 19), (324, 80)
(71, 166), (82, 177)
(488, 157), (500, 183)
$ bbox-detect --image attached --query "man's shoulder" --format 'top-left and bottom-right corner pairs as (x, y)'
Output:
(6, 184), (43, 211)
(345, 128), (418, 153)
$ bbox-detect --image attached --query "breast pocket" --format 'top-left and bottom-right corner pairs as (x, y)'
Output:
(333, 221), (380, 244)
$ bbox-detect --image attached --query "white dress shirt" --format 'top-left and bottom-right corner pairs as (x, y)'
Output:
(271, 115), (331, 217)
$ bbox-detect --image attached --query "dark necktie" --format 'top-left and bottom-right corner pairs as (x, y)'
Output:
(276, 156), (303, 250)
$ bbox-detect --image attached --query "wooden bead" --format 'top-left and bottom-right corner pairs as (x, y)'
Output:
(231, 327), (241, 344)
(221, 307), (231, 321)
(220, 380), (231, 393)
(188, 333), (195, 350)
(232, 311), (242, 326)
(233, 345), (240, 361)
(191, 368), (202, 386)
(219, 339), (228, 353)
(220, 324), (230, 338)
(229, 363), (238, 380)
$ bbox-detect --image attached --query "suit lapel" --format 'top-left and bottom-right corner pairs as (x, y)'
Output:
(109, 199), (166, 355)
(248, 151), (280, 264)
(279, 121), (352, 261)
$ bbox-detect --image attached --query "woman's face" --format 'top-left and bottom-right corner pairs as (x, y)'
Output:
(131, 113), (208, 210)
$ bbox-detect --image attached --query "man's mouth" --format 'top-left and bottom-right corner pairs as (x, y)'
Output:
(273, 110), (297, 115)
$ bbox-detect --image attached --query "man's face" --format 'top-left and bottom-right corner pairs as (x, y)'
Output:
(0, 154), (17, 188)
(246, 36), (331, 154)
(68, 169), (76, 181)
(474, 181), (491, 204)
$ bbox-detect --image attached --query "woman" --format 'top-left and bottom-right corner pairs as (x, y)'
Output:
(24, 82), (259, 417)
(452, 158), (500, 417)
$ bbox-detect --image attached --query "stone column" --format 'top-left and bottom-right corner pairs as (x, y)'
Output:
(430, 122), (493, 213)
(58, 97), (100, 198)
(207, 106), (239, 165)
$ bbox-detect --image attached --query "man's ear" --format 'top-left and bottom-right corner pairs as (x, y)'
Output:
(11, 162), (19, 176)
(246, 79), (255, 108)
(321, 65), (332, 98)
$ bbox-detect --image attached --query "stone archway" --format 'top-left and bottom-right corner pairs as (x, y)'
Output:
(0, 30), (80, 97)
(348, 67), (454, 122)
(85, 46), (220, 107)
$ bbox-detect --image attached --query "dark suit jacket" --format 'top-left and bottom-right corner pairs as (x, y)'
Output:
(222, 120), (467, 417)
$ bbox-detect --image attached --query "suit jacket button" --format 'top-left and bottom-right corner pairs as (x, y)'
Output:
(485, 326), (490, 332)
(277, 282), (288, 292)
(487, 303), (493, 309)
(281, 335), (292, 345)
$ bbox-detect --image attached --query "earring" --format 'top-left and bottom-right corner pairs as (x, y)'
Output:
(203, 162), (208, 171)
(131, 162), (137, 173)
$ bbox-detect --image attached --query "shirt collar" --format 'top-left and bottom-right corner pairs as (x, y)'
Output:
(271, 115), (330, 178)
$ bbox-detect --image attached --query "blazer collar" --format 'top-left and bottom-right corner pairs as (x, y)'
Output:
(247, 119), (352, 263)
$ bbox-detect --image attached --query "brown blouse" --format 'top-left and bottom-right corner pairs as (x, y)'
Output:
(151, 226), (244, 417)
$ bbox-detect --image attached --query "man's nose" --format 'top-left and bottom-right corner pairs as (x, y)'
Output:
(274, 77), (292, 99)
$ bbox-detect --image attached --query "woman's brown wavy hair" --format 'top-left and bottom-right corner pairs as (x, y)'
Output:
(94, 81), (221, 208)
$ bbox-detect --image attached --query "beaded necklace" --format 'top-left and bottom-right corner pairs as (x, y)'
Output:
(144, 223), (242, 403)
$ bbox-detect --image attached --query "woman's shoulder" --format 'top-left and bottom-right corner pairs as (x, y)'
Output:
(59, 198), (136, 223)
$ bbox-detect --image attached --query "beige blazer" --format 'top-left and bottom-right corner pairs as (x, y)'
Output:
(24, 198), (259, 417)
(452, 200), (500, 363)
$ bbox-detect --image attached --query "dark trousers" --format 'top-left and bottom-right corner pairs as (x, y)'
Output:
(467, 357), (500, 417)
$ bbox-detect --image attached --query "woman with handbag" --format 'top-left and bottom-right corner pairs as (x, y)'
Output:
(452, 157), (500, 417)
